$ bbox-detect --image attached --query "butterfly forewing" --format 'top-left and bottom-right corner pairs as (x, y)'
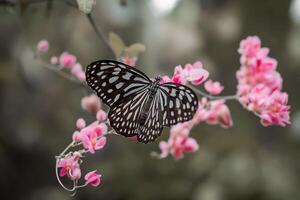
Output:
(108, 87), (150, 137)
(159, 83), (198, 126)
(137, 92), (163, 143)
(86, 60), (199, 143)
(86, 60), (151, 107)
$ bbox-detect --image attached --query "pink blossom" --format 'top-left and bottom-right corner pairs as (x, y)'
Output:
(71, 63), (86, 81)
(159, 123), (199, 159)
(85, 170), (101, 187)
(96, 110), (107, 121)
(160, 75), (171, 84)
(204, 79), (224, 95)
(121, 54), (137, 66)
(238, 36), (261, 57)
(82, 130), (106, 154)
(50, 56), (58, 65)
(184, 61), (209, 85)
(260, 91), (290, 126)
(81, 94), (101, 114)
(237, 36), (290, 127)
(159, 141), (169, 158)
(59, 52), (76, 68)
(75, 72), (86, 81)
(71, 63), (83, 75)
(193, 98), (233, 128)
(76, 118), (86, 129)
(72, 130), (82, 142)
(58, 154), (81, 180)
(171, 65), (186, 84)
(37, 39), (49, 53)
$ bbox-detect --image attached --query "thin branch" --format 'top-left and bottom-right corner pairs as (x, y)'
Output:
(187, 84), (238, 101)
(86, 13), (115, 57)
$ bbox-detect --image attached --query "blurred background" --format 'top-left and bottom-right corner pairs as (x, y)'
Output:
(0, 0), (300, 199)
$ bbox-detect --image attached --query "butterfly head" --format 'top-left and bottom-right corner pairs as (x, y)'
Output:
(154, 76), (161, 83)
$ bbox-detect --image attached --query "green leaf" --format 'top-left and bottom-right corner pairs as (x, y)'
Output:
(108, 32), (126, 58)
(124, 43), (146, 57)
(76, 0), (96, 14)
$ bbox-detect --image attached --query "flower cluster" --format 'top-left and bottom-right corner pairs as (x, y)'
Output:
(56, 94), (109, 192)
(161, 61), (209, 85)
(159, 122), (199, 159)
(237, 36), (290, 126)
(158, 75), (232, 158)
(36, 39), (85, 82)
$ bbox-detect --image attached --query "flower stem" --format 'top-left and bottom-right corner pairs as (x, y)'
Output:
(187, 84), (238, 101)
(86, 13), (115, 57)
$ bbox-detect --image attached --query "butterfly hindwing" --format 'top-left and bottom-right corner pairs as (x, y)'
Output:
(108, 87), (150, 137)
(158, 83), (198, 126)
(86, 60), (150, 107)
(137, 92), (163, 143)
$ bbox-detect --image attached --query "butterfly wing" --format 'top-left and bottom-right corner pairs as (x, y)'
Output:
(158, 83), (198, 126)
(86, 60), (151, 107)
(137, 92), (163, 143)
(108, 87), (150, 137)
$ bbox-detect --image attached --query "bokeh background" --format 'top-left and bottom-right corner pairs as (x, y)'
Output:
(1, 0), (300, 199)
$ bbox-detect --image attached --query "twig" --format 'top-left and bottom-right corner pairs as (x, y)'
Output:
(187, 83), (237, 101)
(86, 13), (115, 57)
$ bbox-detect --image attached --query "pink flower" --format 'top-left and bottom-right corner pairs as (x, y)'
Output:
(59, 52), (76, 68)
(160, 75), (171, 84)
(72, 130), (82, 142)
(96, 110), (107, 121)
(50, 56), (58, 65)
(260, 91), (290, 127)
(82, 130), (106, 154)
(85, 170), (101, 187)
(193, 98), (233, 128)
(238, 36), (261, 57)
(159, 123), (199, 159)
(58, 154), (81, 180)
(237, 36), (290, 127)
(37, 39), (49, 53)
(81, 94), (101, 114)
(184, 61), (209, 85)
(171, 65), (186, 84)
(204, 79), (224, 95)
(121, 54), (137, 66)
(71, 63), (86, 81)
(159, 141), (169, 158)
(76, 118), (86, 129)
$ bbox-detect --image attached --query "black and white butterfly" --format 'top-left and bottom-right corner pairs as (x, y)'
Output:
(86, 60), (198, 143)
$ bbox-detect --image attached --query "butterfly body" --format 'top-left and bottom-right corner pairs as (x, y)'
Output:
(86, 60), (198, 143)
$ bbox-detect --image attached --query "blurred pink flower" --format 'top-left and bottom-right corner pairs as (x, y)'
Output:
(96, 110), (107, 121)
(159, 123), (199, 159)
(171, 65), (186, 84)
(81, 94), (101, 114)
(204, 79), (224, 95)
(58, 154), (81, 180)
(59, 52), (76, 68)
(121, 54), (137, 66)
(160, 75), (171, 84)
(76, 118), (86, 129)
(85, 170), (101, 187)
(37, 39), (49, 53)
(184, 61), (209, 85)
(193, 98), (233, 128)
(50, 56), (58, 65)
(237, 36), (290, 127)
(71, 63), (86, 81)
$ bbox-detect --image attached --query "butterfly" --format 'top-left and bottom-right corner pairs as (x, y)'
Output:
(86, 60), (198, 143)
